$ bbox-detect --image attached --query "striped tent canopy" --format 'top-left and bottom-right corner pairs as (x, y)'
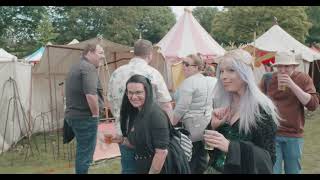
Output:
(24, 47), (45, 63)
(243, 45), (276, 67)
(156, 7), (225, 64)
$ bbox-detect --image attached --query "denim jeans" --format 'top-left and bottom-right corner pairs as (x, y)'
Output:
(66, 117), (98, 174)
(119, 144), (137, 174)
(273, 136), (304, 174)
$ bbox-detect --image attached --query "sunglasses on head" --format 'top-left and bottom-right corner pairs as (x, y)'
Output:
(182, 61), (197, 67)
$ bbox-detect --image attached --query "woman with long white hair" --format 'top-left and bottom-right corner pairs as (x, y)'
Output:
(204, 49), (280, 174)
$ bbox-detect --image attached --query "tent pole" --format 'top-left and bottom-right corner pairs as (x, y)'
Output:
(253, 31), (256, 64)
(47, 47), (56, 160)
(100, 60), (108, 120)
(28, 67), (33, 135)
(53, 74), (60, 158)
(106, 54), (111, 78)
(316, 61), (320, 85)
(47, 47), (54, 133)
(114, 52), (117, 69)
(28, 70), (33, 135)
(312, 61), (314, 81)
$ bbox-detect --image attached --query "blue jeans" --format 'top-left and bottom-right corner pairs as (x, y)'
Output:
(273, 136), (304, 174)
(66, 117), (98, 174)
(119, 144), (137, 174)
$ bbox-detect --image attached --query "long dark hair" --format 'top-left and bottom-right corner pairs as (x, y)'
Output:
(120, 74), (154, 137)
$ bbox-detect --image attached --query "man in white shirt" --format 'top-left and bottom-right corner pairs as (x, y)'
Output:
(107, 39), (172, 174)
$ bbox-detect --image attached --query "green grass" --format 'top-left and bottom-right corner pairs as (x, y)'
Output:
(0, 131), (121, 174)
(1, 108), (320, 174)
(302, 107), (320, 174)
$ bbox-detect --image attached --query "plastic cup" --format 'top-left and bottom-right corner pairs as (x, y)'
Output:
(204, 130), (215, 150)
(277, 73), (286, 91)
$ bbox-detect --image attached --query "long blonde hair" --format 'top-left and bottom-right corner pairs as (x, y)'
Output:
(214, 49), (280, 134)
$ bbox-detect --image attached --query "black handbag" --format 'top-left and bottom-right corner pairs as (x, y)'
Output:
(172, 127), (193, 162)
(169, 120), (193, 162)
(63, 119), (75, 144)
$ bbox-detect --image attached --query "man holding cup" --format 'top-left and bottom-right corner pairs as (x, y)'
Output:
(261, 51), (319, 174)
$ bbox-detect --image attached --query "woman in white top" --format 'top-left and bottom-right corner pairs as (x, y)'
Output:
(172, 54), (217, 174)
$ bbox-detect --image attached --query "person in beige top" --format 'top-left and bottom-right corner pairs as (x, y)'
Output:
(261, 52), (319, 174)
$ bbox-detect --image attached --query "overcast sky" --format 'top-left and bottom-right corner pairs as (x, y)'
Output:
(170, 6), (223, 20)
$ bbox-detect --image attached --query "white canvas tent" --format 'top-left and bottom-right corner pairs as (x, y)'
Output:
(0, 49), (32, 154)
(0, 48), (18, 62)
(67, 39), (79, 45)
(251, 24), (320, 81)
(30, 38), (133, 134)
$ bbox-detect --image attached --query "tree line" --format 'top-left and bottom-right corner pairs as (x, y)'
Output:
(193, 6), (320, 47)
(0, 6), (319, 58)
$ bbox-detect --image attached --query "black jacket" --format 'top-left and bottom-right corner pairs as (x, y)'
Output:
(224, 141), (273, 174)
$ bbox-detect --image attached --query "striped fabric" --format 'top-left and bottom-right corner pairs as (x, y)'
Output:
(173, 127), (193, 161)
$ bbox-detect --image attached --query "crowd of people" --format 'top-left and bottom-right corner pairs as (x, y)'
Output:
(64, 39), (319, 174)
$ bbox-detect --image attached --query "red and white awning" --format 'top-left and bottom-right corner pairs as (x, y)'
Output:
(156, 8), (225, 64)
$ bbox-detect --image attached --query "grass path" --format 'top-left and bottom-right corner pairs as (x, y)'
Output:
(0, 108), (319, 174)
(302, 108), (320, 173)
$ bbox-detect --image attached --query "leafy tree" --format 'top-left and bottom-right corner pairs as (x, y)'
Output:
(0, 7), (15, 47)
(51, 6), (175, 46)
(34, 11), (59, 46)
(0, 6), (47, 56)
(306, 6), (320, 44)
(212, 6), (312, 46)
(135, 6), (176, 44)
(193, 6), (219, 35)
(1, 6), (175, 56)
(52, 6), (109, 43)
(101, 6), (175, 45)
(102, 6), (142, 45)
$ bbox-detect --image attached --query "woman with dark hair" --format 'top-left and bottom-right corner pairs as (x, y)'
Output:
(112, 74), (190, 174)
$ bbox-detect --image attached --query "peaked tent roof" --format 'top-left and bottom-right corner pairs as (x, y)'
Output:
(24, 42), (52, 63)
(0, 48), (18, 62)
(252, 25), (320, 62)
(156, 8), (225, 63)
(311, 45), (320, 55)
(24, 47), (45, 62)
(67, 39), (79, 45)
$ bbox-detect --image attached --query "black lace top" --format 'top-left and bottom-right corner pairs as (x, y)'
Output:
(208, 110), (277, 173)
